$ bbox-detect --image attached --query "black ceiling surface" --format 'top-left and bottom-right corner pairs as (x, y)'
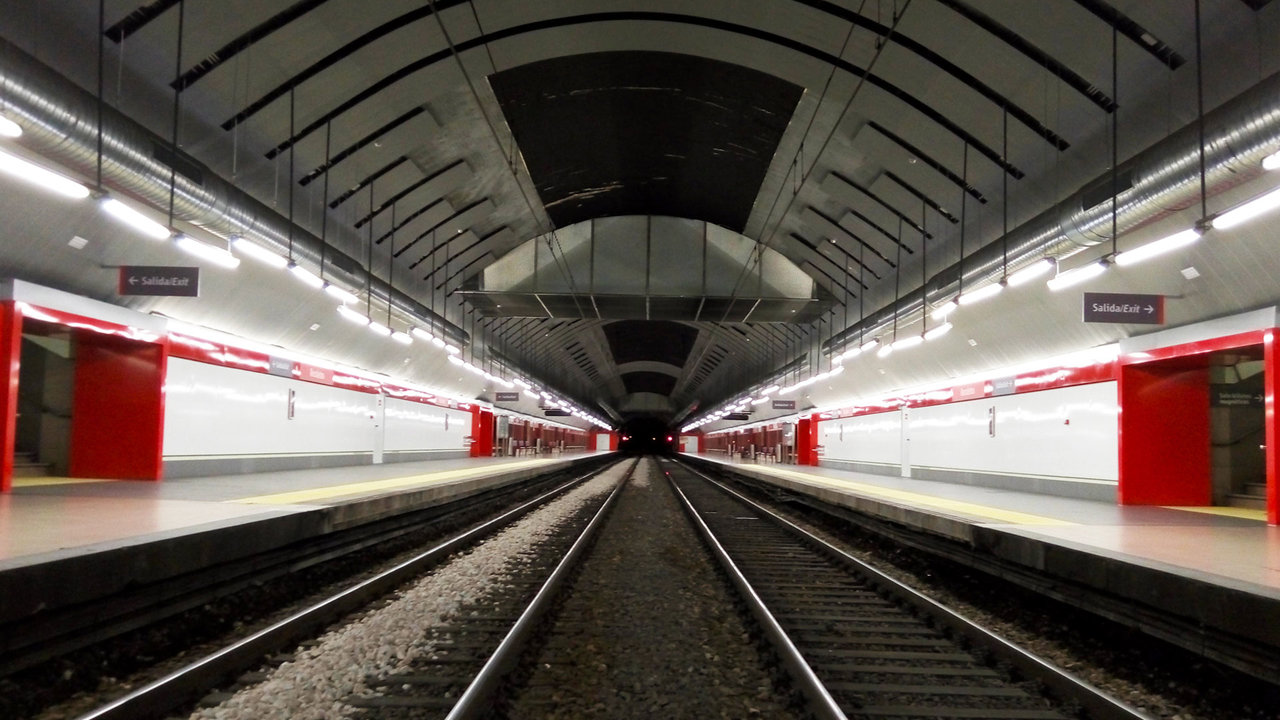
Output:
(621, 371), (678, 397)
(490, 51), (803, 232)
(603, 320), (698, 368)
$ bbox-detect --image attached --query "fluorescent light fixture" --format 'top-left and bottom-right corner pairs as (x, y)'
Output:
(778, 384), (797, 395)
(324, 283), (359, 304)
(1262, 150), (1280, 171)
(515, 378), (532, 389)
(175, 234), (240, 269)
(445, 344), (461, 355)
(861, 338), (880, 352)
(0, 148), (90, 199)
(232, 236), (288, 268)
(957, 281), (1004, 305)
(751, 397), (770, 405)
(1114, 228), (1201, 266)
(411, 327), (435, 343)
(1213, 185), (1280, 230)
(1046, 259), (1108, 291)
(924, 322), (953, 341)
(930, 299), (957, 321)
(367, 320), (391, 337)
(891, 334), (925, 351)
(0, 115), (21, 138)
(391, 330), (412, 345)
(101, 196), (171, 239)
(448, 354), (465, 366)
(876, 343), (894, 358)
(431, 337), (446, 348)
(761, 385), (780, 395)
(540, 391), (552, 399)
(336, 304), (369, 325)
(288, 262), (325, 289)
(1006, 257), (1055, 286)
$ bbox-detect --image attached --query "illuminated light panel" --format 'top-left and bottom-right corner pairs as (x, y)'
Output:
(761, 385), (780, 395)
(0, 148), (89, 199)
(860, 338), (880, 353)
(876, 343), (894, 358)
(891, 334), (924, 351)
(930, 299), (957, 321)
(1263, 150), (1280, 171)
(232, 236), (288, 268)
(101, 197), (171, 239)
(448, 354), (465, 365)
(1114, 228), (1201, 267)
(1046, 260), (1108, 291)
(411, 327), (435, 342)
(336, 304), (369, 325)
(924, 322), (953, 341)
(175, 234), (240, 269)
(1005, 257), (1055, 286)
(390, 330), (412, 345)
(367, 320), (392, 337)
(957, 282), (1004, 305)
(324, 283), (359, 304)
(1212, 185), (1280, 230)
(431, 337), (447, 348)
(289, 262), (325, 289)
(445, 344), (461, 355)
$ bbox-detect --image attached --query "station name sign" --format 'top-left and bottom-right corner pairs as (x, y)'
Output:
(495, 392), (520, 402)
(771, 399), (796, 411)
(118, 265), (200, 297)
(1082, 292), (1164, 325)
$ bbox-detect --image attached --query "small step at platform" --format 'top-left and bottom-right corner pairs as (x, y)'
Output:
(11, 451), (53, 478)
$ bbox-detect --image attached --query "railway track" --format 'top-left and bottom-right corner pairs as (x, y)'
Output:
(666, 460), (1153, 720)
(68, 459), (631, 720)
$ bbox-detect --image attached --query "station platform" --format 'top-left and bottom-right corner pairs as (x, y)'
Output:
(687, 453), (1280, 671)
(0, 453), (608, 628)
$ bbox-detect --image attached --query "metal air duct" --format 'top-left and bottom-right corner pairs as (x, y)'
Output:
(0, 38), (468, 345)
(824, 70), (1280, 353)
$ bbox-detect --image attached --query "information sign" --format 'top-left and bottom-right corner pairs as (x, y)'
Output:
(1082, 292), (1164, 324)
(118, 266), (199, 297)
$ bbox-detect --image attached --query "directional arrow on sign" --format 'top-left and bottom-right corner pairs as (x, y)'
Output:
(1082, 292), (1165, 325)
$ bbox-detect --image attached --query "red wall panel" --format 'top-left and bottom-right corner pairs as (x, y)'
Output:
(1118, 363), (1211, 505)
(0, 301), (22, 492)
(1266, 331), (1278, 524)
(69, 330), (166, 480)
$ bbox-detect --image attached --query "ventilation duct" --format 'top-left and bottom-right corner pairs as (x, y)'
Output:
(825, 69), (1280, 353)
(0, 39), (468, 345)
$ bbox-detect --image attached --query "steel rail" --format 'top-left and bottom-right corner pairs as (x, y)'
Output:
(443, 459), (637, 720)
(74, 461), (620, 720)
(667, 469), (848, 720)
(681, 461), (1156, 720)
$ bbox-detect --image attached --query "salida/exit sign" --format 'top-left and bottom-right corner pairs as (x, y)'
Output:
(118, 265), (200, 297)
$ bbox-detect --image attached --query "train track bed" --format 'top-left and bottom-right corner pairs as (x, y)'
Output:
(502, 457), (802, 720)
(667, 462), (1150, 720)
(703, 464), (1280, 720)
(173, 463), (626, 720)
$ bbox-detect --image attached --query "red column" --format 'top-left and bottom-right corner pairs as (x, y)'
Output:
(1118, 361), (1211, 505)
(469, 406), (482, 457)
(796, 416), (816, 465)
(0, 301), (22, 492)
(1266, 330), (1278, 525)
(69, 329), (167, 480)
(479, 410), (494, 456)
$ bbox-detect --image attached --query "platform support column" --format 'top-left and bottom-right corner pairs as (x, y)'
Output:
(0, 301), (22, 492)
(797, 416), (816, 466)
(1266, 330), (1278, 525)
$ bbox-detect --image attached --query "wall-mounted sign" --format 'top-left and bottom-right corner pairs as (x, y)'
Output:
(545, 409), (569, 416)
(118, 265), (199, 297)
(772, 399), (796, 410)
(991, 376), (1017, 396)
(1211, 387), (1263, 408)
(297, 363), (333, 385)
(724, 412), (750, 421)
(495, 392), (520, 402)
(952, 381), (986, 401)
(268, 356), (295, 378)
(1082, 292), (1164, 324)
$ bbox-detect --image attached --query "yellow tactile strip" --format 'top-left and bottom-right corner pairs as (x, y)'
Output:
(729, 464), (1074, 527)
(1164, 505), (1268, 522)
(10, 476), (112, 487)
(228, 458), (557, 506)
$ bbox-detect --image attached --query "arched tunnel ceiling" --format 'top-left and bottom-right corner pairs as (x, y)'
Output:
(0, 0), (1277, 428)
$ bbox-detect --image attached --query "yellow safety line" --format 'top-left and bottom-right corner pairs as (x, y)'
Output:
(735, 464), (1074, 526)
(10, 476), (112, 487)
(1163, 505), (1268, 522)
(229, 458), (556, 505)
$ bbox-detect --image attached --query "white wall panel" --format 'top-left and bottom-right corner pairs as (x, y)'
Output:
(820, 412), (902, 466)
(908, 382), (1118, 481)
(384, 397), (468, 452)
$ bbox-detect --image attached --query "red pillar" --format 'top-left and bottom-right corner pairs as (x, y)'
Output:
(469, 406), (482, 457)
(796, 416), (817, 465)
(1266, 330), (1278, 524)
(69, 329), (167, 480)
(1118, 361), (1211, 505)
(0, 301), (22, 492)
(479, 410), (494, 456)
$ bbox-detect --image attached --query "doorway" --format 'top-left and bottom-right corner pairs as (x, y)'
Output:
(1208, 348), (1266, 508)
(14, 319), (74, 478)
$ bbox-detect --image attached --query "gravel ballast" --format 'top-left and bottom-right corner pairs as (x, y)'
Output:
(186, 462), (625, 720)
(504, 457), (802, 720)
